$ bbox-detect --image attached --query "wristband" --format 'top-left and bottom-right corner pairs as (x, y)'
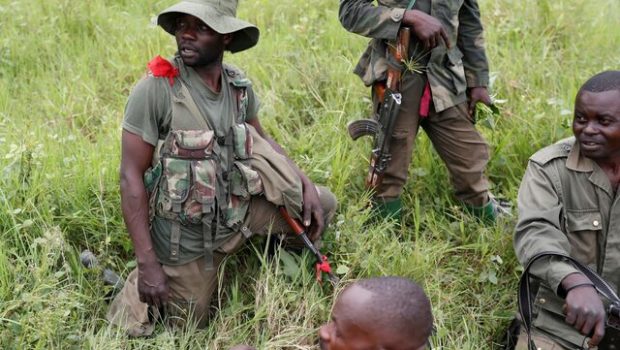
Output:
(565, 282), (596, 295)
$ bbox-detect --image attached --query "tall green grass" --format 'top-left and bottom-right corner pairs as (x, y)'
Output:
(1, 0), (619, 348)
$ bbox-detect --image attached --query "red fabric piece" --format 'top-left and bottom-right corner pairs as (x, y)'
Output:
(315, 256), (333, 283)
(147, 55), (179, 87)
(317, 256), (332, 273)
(419, 81), (432, 118)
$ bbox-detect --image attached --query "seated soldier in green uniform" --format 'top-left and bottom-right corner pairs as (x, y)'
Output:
(513, 71), (620, 349)
(319, 276), (433, 350)
(107, 0), (337, 337)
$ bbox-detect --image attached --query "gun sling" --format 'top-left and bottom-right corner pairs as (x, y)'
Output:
(519, 251), (620, 350)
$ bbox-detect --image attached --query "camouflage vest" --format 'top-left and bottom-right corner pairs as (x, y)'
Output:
(143, 62), (263, 269)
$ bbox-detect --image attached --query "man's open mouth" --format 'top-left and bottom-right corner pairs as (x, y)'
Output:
(580, 139), (603, 150)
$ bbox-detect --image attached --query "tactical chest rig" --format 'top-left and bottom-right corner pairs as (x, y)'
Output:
(144, 63), (263, 270)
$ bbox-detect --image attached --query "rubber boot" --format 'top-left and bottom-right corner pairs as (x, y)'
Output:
(465, 201), (497, 224)
(370, 197), (402, 222)
(464, 197), (512, 224)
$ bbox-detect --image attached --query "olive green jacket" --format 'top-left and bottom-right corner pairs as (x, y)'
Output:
(338, 0), (489, 112)
(514, 137), (620, 348)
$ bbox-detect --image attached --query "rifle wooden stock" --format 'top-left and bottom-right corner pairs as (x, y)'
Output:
(364, 27), (410, 192)
(386, 27), (410, 92)
(278, 207), (339, 286)
(364, 91), (402, 190)
(365, 150), (384, 190)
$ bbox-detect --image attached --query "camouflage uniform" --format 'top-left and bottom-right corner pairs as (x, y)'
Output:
(514, 138), (620, 349)
(339, 0), (492, 208)
(108, 56), (337, 336)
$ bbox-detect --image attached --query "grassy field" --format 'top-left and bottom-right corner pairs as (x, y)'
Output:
(1, 0), (619, 348)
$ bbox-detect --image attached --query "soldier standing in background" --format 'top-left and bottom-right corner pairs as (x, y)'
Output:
(339, 0), (509, 222)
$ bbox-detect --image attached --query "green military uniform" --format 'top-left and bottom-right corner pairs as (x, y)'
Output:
(514, 137), (620, 349)
(107, 0), (337, 336)
(339, 0), (493, 212)
(109, 55), (337, 337)
(122, 56), (262, 266)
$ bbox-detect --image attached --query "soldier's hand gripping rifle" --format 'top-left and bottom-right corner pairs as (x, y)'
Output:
(519, 252), (620, 349)
(347, 27), (411, 191)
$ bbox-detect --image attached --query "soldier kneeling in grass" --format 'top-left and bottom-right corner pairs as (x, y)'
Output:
(107, 0), (337, 337)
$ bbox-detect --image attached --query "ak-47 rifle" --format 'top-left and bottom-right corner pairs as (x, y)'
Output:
(347, 27), (411, 191)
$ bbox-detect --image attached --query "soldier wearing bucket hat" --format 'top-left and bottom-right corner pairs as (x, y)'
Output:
(107, 0), (337, 337)
(157, 0), (259, 53)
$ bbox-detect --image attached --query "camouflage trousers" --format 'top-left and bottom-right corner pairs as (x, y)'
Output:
(106, 186), (337, 337)
(375, 72), (490, 206)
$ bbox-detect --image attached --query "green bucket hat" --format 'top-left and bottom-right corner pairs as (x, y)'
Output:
(157, 0), (259, 53)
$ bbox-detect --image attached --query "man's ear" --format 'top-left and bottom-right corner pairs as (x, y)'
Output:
(318, 323), (333, 348)
(223, 33), (233, 48)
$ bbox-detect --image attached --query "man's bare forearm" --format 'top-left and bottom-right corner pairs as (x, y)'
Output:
(120, 174), (158, 266)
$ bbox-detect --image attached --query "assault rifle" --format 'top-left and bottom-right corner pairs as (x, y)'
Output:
(347, 27), (411, 191)
(519, 252), (620, 349)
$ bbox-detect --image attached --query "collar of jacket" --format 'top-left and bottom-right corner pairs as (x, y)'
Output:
(566, 140), (594, 172)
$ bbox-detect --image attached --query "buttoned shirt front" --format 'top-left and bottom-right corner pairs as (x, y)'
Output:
(514, 137), (620, 347)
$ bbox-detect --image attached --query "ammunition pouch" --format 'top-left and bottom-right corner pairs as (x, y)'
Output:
(156, 129), (216, 226)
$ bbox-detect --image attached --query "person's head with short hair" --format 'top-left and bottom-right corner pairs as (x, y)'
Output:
(572, 71), (620, 164)
(578, 71), (620, 94)
(319, 276), (433, 350)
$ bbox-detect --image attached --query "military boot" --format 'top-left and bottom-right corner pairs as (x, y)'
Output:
(465, 196), (512, 224)
(370, 197), (403, 222)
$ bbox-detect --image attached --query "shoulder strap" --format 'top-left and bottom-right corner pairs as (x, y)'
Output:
(171, 80), (213, 130)
(407, 0), (417, 10)
(529, 142), (571, 166)
(518, 252), (620, 350)
(224, 65), (250, 123)
(235, 86), (248, 123)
